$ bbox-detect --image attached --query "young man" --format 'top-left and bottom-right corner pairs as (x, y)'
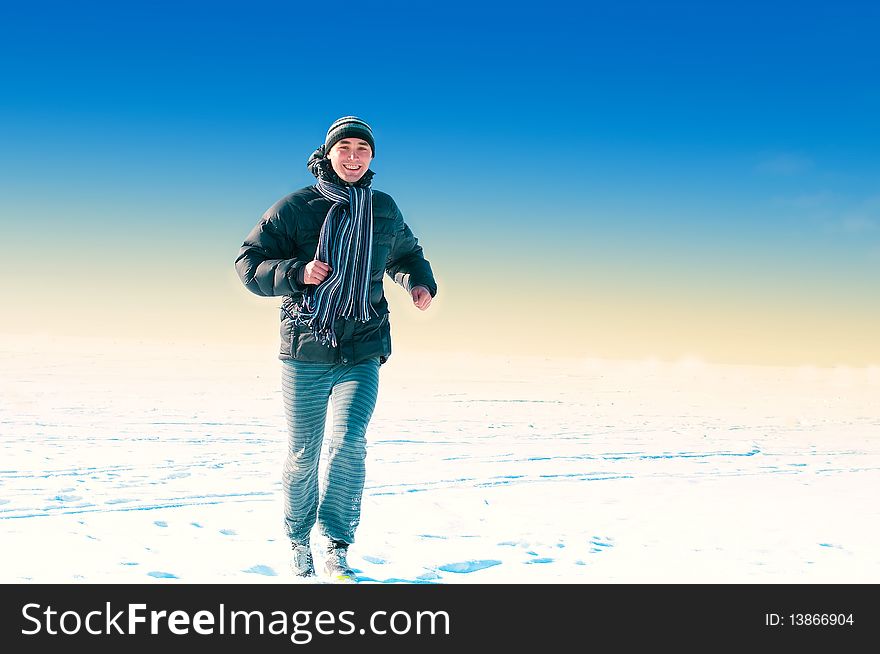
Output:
(234, 116), (437, 581)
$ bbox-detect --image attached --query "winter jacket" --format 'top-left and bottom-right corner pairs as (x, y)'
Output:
(234, 185), (437, 365)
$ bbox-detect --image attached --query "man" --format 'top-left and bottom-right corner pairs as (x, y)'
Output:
(234, 116), (437, 581)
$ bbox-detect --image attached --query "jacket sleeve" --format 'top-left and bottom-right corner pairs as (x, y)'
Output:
(234, 201), (308, 297)
(385, 199), (438, 298)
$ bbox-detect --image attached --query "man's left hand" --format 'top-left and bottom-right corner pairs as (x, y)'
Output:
(411, 286), (432, 311)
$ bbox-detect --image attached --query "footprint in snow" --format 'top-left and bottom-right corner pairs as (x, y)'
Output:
(147, 571), (178, 579)
(590, 536), (614, 553)
(437, 560), (502, 573)
(51, 494), (82, 502)
(243, 565), (277, 576)
(362, 555), (387, 565)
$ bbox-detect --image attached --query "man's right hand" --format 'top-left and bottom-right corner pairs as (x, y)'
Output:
(302, 260), (332, 285)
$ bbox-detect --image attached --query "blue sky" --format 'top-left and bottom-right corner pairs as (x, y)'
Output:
(1, 0), (878, 364)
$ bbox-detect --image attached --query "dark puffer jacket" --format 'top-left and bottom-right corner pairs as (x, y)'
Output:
(234, 184), (437, 365)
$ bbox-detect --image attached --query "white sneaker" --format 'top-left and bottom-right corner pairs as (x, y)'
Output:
(324, 541), (356, 582)
(290, 541), (315, 578)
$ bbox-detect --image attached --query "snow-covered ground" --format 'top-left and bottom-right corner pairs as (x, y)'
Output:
(2, 334), (878, 583)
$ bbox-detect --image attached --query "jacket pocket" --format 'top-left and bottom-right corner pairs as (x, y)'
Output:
(290, 321), (301, 359)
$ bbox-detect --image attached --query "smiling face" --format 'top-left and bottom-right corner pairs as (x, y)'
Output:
(327, 138), (373, 183)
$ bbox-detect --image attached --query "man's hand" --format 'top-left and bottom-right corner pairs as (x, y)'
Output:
(302, 260), (332, 285)
(411, 285), (432, 311)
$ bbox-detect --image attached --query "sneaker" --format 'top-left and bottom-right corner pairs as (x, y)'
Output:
(324, 540), (356, 582)
(290, 541), (315, 578)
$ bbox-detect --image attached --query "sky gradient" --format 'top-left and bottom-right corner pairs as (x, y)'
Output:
(2, 0), (879, 366)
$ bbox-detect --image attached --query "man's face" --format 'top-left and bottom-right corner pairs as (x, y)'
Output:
(327, 138), (373, 183)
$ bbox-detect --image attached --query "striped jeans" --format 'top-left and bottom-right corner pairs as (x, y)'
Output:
(280, 357), (381, 545)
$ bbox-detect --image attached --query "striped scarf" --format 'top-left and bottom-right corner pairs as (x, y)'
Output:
(297, 178), (377, 347)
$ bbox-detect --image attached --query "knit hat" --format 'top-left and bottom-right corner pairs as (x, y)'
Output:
(324, 116), (375, 156)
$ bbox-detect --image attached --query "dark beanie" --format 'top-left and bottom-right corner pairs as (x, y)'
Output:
(324, 116), (375, 156)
